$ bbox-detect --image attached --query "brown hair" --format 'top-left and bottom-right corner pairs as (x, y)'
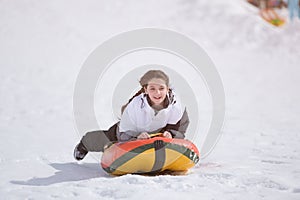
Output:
(139, 70), (169, 87)
(121, 70), (170, 113)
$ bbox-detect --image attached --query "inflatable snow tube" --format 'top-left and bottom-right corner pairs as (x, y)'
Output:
(101, 135), (200, 176)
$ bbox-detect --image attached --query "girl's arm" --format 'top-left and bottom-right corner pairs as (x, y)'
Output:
(118, 131), (139, 141)
(163, 108), (189, 139)
(118, 101), (141, 141)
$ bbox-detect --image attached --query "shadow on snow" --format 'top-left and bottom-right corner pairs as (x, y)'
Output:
(11, 162), (110, 186)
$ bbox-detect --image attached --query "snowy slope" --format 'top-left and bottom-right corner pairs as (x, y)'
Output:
(1, 0), (300, 199)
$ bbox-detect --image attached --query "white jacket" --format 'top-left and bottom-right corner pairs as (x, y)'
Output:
(117, 92), (183, 141)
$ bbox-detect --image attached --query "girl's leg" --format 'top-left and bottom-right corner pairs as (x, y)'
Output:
(74, 123), (118, 160)
(81, 131), (111, 152)
(82, 123), (118, 152)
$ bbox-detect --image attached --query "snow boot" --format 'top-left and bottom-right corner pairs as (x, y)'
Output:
(73, 141), (88, 161)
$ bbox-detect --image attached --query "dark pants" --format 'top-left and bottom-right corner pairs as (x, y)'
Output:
(81, 123), (118, 152)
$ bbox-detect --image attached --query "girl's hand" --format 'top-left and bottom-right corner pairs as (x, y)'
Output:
(137, 132), (150, 139)
(163, 131), (172, 138)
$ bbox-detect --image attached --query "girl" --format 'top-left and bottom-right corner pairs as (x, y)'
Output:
(74, 69), (189, 160)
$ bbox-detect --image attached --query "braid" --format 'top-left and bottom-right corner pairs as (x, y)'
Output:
(121, 87), (145, 114)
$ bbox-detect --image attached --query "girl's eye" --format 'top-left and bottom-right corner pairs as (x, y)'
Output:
(148, 86), (165, 91)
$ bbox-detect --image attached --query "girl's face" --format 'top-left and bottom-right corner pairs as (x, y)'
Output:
(144, 78), (169, 106)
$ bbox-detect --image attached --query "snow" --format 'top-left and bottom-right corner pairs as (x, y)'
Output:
(1, 0), (300, 199)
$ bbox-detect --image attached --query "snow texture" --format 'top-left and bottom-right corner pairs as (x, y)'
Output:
(1, 0), (300, 199)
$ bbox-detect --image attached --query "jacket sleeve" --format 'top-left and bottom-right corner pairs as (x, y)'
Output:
(118, 102), (140, 141)
(162, 108), (189, 139)
(118, 131), (138, 141)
